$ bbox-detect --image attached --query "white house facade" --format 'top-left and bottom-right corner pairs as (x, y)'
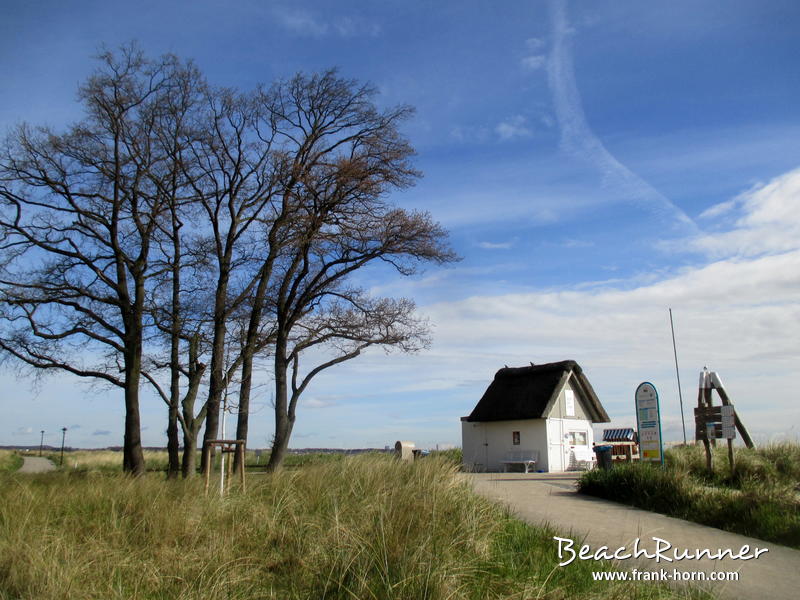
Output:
(461, 361), (610, 472)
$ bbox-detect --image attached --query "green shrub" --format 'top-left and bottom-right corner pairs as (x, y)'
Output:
(579, 443), (800, 548)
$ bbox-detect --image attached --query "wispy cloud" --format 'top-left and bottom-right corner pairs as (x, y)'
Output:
(561, 238), (594, 248)
(495, 115), (532, 140)
(478, 241), (514, 250)
(303, 397), (337, 409)
(699, 200), (737, 220)
(92, 429), (111, 436)
(449, 125), (490, 143)
(521, 55), (547, 70)
(272, 7), (380, 38)
(546, 0), (697, 234)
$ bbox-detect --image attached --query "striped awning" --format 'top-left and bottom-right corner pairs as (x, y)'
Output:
(603, 428), (636, 442)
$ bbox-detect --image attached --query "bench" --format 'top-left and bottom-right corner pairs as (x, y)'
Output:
(501, 450), (539, 473)
(569, 446), (596, 470)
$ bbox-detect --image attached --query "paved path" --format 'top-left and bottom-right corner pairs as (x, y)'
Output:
(18, 456), (57, 473)
(468, 473), (800, 600)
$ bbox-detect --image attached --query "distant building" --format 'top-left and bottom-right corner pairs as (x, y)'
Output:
(461, 360), (610, 472)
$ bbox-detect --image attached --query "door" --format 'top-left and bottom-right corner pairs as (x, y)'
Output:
(548, 419), (564, 471)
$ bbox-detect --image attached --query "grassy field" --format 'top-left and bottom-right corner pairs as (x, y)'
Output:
(578, 443), (800, 548)
(0, 454), (706, 600)
(0, 450), (22, 473)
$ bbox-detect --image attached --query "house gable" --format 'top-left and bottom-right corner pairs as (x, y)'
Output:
(543, 378), (591, 420)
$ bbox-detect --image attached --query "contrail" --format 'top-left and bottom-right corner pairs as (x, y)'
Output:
(548, 0), (698, 233)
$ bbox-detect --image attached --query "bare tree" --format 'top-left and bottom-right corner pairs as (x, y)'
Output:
(242, 71), (458, 471)
(1, 51), (455, 477)
(0, 46), (197, 475)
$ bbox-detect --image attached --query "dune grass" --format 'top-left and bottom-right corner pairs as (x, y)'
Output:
(0, 454), (704, 600)
(578, 443), (800, 548)
(45, 449), (172, 472)
(47, 448), (354, 473)
(0, 450), (22, 473)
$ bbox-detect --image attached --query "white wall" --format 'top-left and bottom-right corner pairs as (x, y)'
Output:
(462, 419), (547, 472)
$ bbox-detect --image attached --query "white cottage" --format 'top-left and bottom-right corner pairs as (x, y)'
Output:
(461, 360), (610, 472)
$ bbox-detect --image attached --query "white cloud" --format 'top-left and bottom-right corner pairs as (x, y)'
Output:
(413, 249), (800, 434)
(684, 168), (800, 258)
(495, 115), (532, 140)
(343, 168), (800, 441)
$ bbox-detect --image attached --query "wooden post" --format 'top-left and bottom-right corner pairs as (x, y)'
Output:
(727, 438), (735, 477)
(203, 443), (211, 495)
(703, 438), (713, 474)
(226, 448), (233, 493)
(238, 444), (246, 492)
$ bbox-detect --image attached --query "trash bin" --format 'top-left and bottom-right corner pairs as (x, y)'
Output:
(593, 445), (613, 470)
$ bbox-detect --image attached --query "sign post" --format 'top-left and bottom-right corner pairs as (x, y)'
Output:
(635, 382), (664, 465)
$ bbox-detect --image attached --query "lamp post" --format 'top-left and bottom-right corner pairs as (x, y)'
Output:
(60, 427), (67, 466)
(39, 430), (45, 456)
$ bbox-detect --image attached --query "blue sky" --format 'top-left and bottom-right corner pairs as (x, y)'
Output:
(2, 0), (799, 450)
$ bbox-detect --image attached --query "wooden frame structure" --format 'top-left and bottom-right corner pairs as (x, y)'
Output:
(694, 369), (754, 475)
(202, 439), (246, 495)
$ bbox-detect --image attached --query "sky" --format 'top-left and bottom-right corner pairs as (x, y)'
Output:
(1, 0), (799, 450)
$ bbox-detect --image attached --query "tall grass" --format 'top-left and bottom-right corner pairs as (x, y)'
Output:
(578, 443), (800, 548)
(1, 455), (700, 599)
(0, 450), (22, 473)
(45, 449), (171, 472)
(47, 449), (362, 473)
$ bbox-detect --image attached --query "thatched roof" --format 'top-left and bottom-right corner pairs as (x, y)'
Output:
(463, 360), (610, 423)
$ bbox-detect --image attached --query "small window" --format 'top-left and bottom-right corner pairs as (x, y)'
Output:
(565, 389), (575, 417)
(567, 431), (587, 446)
(512, 431), (520, 445)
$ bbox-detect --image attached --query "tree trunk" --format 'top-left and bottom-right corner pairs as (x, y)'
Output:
(200, 268), (230, 473)
(233, 352), (254, 474)
(166, 401), (180, 478)
(123, 354), (146, 476)
(266, 339), (293, 472)
(182, 426), (199, 478)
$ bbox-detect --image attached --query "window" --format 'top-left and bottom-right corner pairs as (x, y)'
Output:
(512, 431), (520, 445)
(565, 389), (575, 417)
(567, 431), (587, 446)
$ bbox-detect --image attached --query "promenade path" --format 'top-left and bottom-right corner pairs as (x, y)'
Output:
(468, 472), (800, 600)
(18, 456), (57, 473)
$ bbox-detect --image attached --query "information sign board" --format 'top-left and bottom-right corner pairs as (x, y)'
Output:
(635, 382), (664, 464)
